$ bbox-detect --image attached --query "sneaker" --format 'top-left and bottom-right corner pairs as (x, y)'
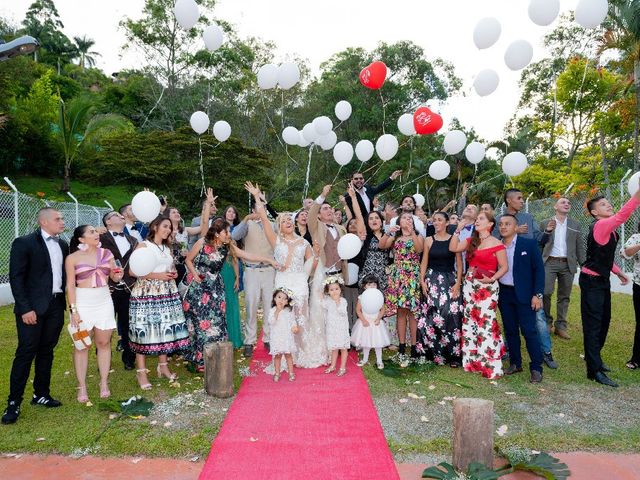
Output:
(116, 339), (124, 352)
(243, 345), (253, 358)
(543, 352), (558, 369)
(376, 362), (384, 370)
(30, 395), (62, 408)
(1, 401), (20, 424)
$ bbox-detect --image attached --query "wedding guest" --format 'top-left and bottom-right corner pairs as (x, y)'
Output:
(222, 204), (244, 349)
(100, 211), (138, 370)
(66, 226), (123, 402)
(334, 208), (344, 226)
(497, 215), (545, 383)
(351, 275), (390, 369)
(342, 170), (402, 218)
(3, 208), (67, 425)
(119, 204), (143, 242)
(622, 221), (640, 371)
(580, 192), (639, 387)
(188, 194), (219, 249)
(129, 217), (190, 390)
(388, 196), (427, 237)
(480, 203), (495, 217)
(417, 212), (463, 367)
(322, 276), (350, 376)
(455, 204), (479, 267)
(539, 197), (585, 340)
(268, 288), (300, 382)
(294, 209), (313, 245)
(302, 198), (315, 211)
(380, 212), (424, 357)
(167, 206), (209, 285)
(493, 189), (543, 241)
(383, 201), (399, 231)
(343, 190), (367, 329)
(450, 211), (508, 379)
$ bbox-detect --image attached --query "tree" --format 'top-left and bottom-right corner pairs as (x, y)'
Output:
(73, 35), (100, 69)
(53, 95), (131, 191)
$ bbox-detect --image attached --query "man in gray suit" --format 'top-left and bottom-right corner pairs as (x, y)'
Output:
(540, 197), (586, 340)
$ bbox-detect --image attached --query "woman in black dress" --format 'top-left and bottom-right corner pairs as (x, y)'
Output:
(416, 212), (463, 367)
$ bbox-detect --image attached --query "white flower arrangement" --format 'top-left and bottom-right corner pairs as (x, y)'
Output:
(323, 274), (344, 286)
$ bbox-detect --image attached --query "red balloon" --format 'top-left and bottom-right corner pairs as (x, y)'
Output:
(359, 61), (387, 90)
(413, 106), (443, 135)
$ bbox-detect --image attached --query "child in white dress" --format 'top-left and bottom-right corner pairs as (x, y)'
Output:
(351, 275), (391, 369)
(268, 288), (300, 382)
(322, 275), (351, 376)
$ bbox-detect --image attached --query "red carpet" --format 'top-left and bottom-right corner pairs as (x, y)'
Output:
(199, 340), (399, 479)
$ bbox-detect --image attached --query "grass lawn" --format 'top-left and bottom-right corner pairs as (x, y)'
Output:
(0, 287), (638, 461)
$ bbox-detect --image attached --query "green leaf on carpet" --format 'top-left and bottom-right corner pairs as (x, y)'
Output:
(98, 396), (154, 418)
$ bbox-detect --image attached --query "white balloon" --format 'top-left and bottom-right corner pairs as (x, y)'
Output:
(282, 127), (299, 145)
(277, 62), (300, 90)
(465, 142), (486, 164)
(575, 0), (608, 29)
(190, 111), (209, 135)
(375, 134), (399, 162)
(203, 23), (223, 51)
(302, 123), (318, 143)
(502, 152), (529, 176)
(355, 140), (375, 162)
(429, 160), (451, 180)
(504, 40), (534, 71)
(528, 0), (560, 26)
(335, 100), (352, 121)
(473, 17), (502, 49)
(131, 191), (161, 223)
(337, 233), (362, 260)
(361, 288), (384, 315)
(347, 263), (360, 285)
(333, 141), (354, 166)
(297, 132), (311, 148)
(129, 248), (158, 277)
(628, 172), (640, 196)
(319, 131), (337, 151)
(413, 193), (425, 208)
(313, 116), (333, 136)
(397, 113), (416, 136)
(257, 64), (279, 90)
(443, 130), (468, 155)
(473, 69), (500, 97)
(213, 120), (231, 142)
(173, 0), (199, 30)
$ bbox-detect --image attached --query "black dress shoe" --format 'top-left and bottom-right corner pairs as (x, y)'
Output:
(1, 401), (20, 425)
(504, 364), (523, 375)
(530, 370), (543, 383)
(410, 345), (419, 358)
(543, 352), (558, 369)
(601, 362), (611, 373)
(591, 371), (618, 388)
(264, 342), (270, 352)
(31, 395), (62, 408)
(243, 345), (254, 358)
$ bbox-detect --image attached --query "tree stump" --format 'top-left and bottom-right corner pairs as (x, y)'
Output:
(452, 398), (494, 471)
(204, 341), (234, 398)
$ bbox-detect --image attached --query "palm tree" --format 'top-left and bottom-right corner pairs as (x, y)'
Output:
(54, 95), (130, 191)
(599, 0), (640, 169)
(73, 35), (100, 69)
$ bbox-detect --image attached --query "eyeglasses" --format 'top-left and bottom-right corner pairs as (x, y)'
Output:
(106, 213), (123, 221)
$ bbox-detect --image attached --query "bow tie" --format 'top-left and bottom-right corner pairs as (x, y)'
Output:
(46, 236), (60, 242)
(112, 232), (125, 237)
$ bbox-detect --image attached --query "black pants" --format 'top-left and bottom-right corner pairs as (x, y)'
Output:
(579, 273), (611, 376)
(112, 288), (135, 366)
(631, 283), (640, 364)
(9, 294), (65, 404)
(498, 285), (543, 373)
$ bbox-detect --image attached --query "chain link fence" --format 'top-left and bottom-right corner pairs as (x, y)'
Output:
(0, 178), (112, 284)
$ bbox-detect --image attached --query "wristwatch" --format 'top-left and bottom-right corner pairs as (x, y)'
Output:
(535, 293), (543, 299)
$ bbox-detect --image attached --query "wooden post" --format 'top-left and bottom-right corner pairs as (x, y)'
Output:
(452, 398), (494, 471)
(204, 341), (234, 398)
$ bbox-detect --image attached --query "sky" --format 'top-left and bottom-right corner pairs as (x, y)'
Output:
(1, 0), (581, 141)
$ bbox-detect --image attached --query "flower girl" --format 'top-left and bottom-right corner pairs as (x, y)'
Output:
(322, 275), (351, 377)
(351, 275), (391, 369)
(268, 288), (299, 382)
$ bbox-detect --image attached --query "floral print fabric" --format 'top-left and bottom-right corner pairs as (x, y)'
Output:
(384, 239), (421, 317)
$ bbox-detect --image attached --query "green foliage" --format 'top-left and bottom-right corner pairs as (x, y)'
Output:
(98, 396), (154, 418)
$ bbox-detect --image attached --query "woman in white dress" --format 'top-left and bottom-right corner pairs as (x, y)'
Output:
(246, 182), (329, 368)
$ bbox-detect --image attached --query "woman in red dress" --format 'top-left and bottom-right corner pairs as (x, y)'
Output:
(450, 212), (508, 379)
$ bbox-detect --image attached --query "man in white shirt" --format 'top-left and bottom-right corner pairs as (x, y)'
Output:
(388, 195), (427, 237)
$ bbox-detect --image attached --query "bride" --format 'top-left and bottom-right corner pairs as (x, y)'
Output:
(245, 182), (329, 368)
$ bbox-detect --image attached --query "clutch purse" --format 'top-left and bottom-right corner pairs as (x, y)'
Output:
(472, 267), (495, 280)
(68, 321), (92, 351)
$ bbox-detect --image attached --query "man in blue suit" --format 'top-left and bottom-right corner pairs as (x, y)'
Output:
(497, 214), (545, 383)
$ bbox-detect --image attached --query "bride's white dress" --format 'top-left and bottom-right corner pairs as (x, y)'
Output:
(269, 236), (328, 369)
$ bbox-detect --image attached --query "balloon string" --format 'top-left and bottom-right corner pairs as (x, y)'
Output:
(333, 120), (344, 131)
(141, 86), (165, 129)
(198, 136), (205, 196)
(201, 141), (221, 149)
(402, 136), (415, 194)
(260, 94), (298, 165)
(302, 146), (313, 201)
(379, 90), (386, 135)
(330, 165), (344, 186)
(573, 56), (590, 113)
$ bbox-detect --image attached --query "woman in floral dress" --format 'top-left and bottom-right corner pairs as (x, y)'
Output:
(380, 212), (424, 357)
(417, 212), (463, 366)
(450, 212), (508, 379)
(183, 218), (278, 371)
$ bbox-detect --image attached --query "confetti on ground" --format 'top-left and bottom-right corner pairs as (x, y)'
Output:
(420, 416), (429, 422)
(443, 396), (456, 401)
(163, 421), (172, 427)
(249, 437), (258, 442)
(64, 371), (70, 376)
(558, 413), (565, 418)
(169, 381), (181, 388)
(190, 456), (200, 462)
(150, 420), (158, 425)
(496, 425), (508, 437)
(413, 381), (421, 384)
(407, 393), (419, 399)
(438, 401), (446, 406)
(108, 413), (118, 420)
(428, 385), (436, 390)
(85, 401), (93, 407)
(109, 369), (115, 373)
(505, 392), (516, 395)
(131, 458), (142, 464)
(35, 438), (45, 442)
(399, 398), (409, 403)
(490, 380), (498, 385)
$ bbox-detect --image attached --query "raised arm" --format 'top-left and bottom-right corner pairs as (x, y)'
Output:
(230, 242), (278, 267)
(369, 169), (402, 196)
(449, 230), (469, 253)
(594, 195), (640, 245)
(245, 181), (277, 248)
(199, 188), (216, 238)
(347, 182), (366, 238)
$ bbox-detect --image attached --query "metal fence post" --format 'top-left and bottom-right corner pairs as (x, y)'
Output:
(104, 200), (114, 211)
(620, 169), (632, 251)
(66, 191), (79, 228)
(525, 193), (533, 213)
(3, 177), (19, 238)
(92, 207), (101, 226)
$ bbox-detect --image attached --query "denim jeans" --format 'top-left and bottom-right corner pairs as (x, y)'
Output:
(535, 308), (552, 354)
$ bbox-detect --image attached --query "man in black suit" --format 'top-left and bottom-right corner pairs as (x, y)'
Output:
(3, 208), (68, 425)
(343, 170), (402, 218)
(100, 211), (139, 370)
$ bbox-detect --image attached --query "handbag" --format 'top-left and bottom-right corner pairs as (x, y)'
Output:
(472, 267), (495, 281)
(68, 321), (92, 351)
